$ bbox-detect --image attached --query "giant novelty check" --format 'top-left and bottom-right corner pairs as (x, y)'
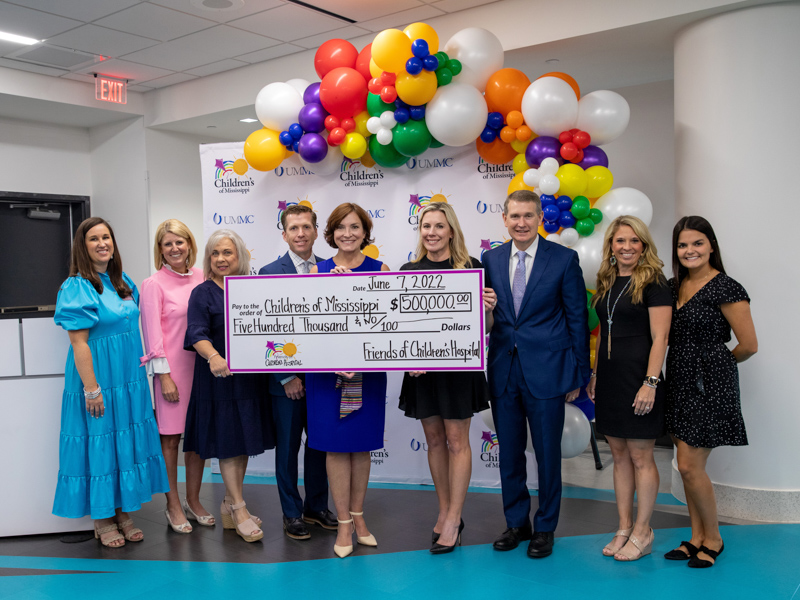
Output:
(224, 270), (485, 372)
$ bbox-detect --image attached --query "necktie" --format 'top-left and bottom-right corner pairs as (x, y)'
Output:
(512, 250), (526, 316)
(299, 260), (310, 274)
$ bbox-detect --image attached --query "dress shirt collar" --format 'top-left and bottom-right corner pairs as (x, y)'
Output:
(511, 235), (538, 261)
(288, 249), (316, 271)
(163, 264), (194, 277)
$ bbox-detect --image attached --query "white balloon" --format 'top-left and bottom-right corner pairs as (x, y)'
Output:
(366, 116), (382, 134)
(426, 83), (488, 147)
(576, 90), (630, 146)
(377, 128), (393, 145)
(444, 28), (504, 91)
(573, 234), (605, 288)
(561, 403), (591, 459)
(539, 157), (560, 176)
(523, 168), (540, 188)
(593, 187), (653, 226)
(539, 173), (560, 195)
(561, 227), (580, 247)
(255, 82), (304, 132)
(379, 111), (396, 129)
(546, 233), (563, 245)
(301, 141), (342, 176)
(286, 78), (312, 97)
(521, 77), (578, 137)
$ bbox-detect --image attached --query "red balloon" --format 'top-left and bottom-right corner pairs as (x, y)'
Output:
(368, 78), (382, 95)
(380, 71), (396, 85)
(319, 67), (368, 119)
(341, 117), (356, 132)
(324, 115), (340, 132)
(560, 142), (578, 161)
(355, 43), (372, 82)
(570, 128), (580, 134)
(315, 39), (358, 79)
(328, 127), (346, 146)
(380, 86), (397, 103)
(573, 130), (591, 149)
(558, 131), (573, 145)
(572, 148), (585, 163)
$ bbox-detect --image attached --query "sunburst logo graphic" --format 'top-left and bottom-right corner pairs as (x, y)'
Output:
(265, 341), (298, 359)
(215, 157), (249, 179)
(408, 189), (451, 217)
(479, 238), (509, 259)
(480, 431), (499, 452)
(340, 155), (377, 172)
(277, 197), (315, 229)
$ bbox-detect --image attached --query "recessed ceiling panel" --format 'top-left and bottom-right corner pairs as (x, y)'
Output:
(4, 0), (141, 22)
(235, 43), (305, 64)
(13, 45), (95, 68)
(184, 58), (248, 77)
(149, 0), (283, 23)
(143, 72), (198, 88)
(228, 4), (343, 42)
(294, 0), (424, 22)
(95, 3), (216, 42)
(76, 58), (175, 82)
(0, 2), (82, 39)
(292, 25), (371, 50)
(358, 5), (445, 32)
(46, 24), (160, 57)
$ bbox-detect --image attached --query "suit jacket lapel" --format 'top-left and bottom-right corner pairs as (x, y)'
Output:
(518, 236), (550, 318)
(280, 252), (296, 274)
(497, 242), (514, 316)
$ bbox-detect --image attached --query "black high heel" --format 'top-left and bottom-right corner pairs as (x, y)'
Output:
(432, 518), (463, 544)
(430, 520), (465, 554)
(688, 543), (724, 568)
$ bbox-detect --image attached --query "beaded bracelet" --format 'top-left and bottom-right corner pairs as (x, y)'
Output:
(84, 385), (102, 399)
(207, 352), (219, 363)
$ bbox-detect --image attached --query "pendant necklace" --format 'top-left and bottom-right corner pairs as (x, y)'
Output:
(606, 278), (631, 359)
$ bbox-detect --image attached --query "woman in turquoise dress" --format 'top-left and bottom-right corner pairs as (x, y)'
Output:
(307, 203), (390, 558)
(54, 217), (168, 547)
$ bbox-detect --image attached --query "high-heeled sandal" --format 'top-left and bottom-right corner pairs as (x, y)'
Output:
(184, 500), (215, 526)
(430, 519), (465, 554)
(688, 543), (724, 568)
(614, 528), (653, 562)
(116, 518), (143, 542)
(94, 522), (125, 548)
(602, 527), (632, 556)
(350, 511), (377, 547)
(165, 508), (192, 533)
(664, 540), (699, 560)
(220, 498), (261, 529)
(334, 518), (354, 558)
(226, 500), (263, 542)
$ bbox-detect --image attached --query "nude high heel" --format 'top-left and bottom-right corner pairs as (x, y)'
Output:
(227, 500), (263, 543)
(350, 511), (377, 547)
(614, 528), (654, 562)
(334, 518), (354, 558)
(220, 497), (261, 529)
(602, 527), (632, 556)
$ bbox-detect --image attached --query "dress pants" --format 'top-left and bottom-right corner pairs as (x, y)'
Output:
(272, 394), (328, 518)
(491, 350), (565, 532)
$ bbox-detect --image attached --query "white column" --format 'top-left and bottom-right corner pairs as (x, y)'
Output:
(673, 3), (800, 521)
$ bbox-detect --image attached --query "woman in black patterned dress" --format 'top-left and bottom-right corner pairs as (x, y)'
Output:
(664, 216), (757, 568)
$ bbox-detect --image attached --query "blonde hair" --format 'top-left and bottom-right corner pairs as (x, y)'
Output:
(203, 229), (250, 279)
(153, 219), (198, 271)
(413, 202), (471, 270)
(592, 215), (665, 306)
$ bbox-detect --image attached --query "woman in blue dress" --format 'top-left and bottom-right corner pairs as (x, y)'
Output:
(308, 203), (390, 558)
(54, 217), (168, 548)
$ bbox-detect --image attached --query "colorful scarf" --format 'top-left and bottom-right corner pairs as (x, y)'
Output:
(336, 373), (363, 419)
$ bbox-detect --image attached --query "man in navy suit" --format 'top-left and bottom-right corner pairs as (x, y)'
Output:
(259, 204), (336, 539)
(483, 190), (589, 558)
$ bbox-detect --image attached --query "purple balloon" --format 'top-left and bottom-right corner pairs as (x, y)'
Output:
(303, 82), (320, 105)
(297, 133), (328, 163)
(525, 136), (562, 168)
(577, 145), (609, 169)
(298, 102), (327, 133)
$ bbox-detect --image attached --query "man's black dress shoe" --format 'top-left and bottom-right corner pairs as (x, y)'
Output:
(527, 531), (554, 558)
(302, 509), (338, 530)
(283, 516), (311, 540)
(492, 524), (533, 551)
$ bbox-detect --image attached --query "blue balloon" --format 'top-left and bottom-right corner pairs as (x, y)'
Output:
(409, 105), (426, 120)
(289, 123), (303, 140)
(487, 112), (504, 130)
(279, 131), (292, 146)
(394, 107), (410, 124)
(558, 211), (576, 229)
(540, 194), (556, 206)
(556, 196), (573, 212)
(292, 139), (300, 152)
(543, 220), (560, 234)
(480, 127), (497, 143)
(411, 39), (429, 58)
(395, 98), (408, 108)
(543, 205), (560, 222)
(422, 55), (439, 71)
(406, 57), (423, 75)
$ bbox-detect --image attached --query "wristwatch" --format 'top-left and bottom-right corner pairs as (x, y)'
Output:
(644, 375), (660, 388)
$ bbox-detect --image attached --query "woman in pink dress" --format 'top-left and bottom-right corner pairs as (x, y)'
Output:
(140, 219), (213, 533)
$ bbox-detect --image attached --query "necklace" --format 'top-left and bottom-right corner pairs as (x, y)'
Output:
(606, 278), (631, 359)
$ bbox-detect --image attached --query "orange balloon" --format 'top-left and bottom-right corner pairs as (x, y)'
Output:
(508, 172), (535, 195)
(476, 138), (517, 165)
(499, 126), (516, 144)
(516, 125), (532, 141)
(485, 68), (531, 117)
(506, 110), (523, 129)
(537, 71), (580, 99)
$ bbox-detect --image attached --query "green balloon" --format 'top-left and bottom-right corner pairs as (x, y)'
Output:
(392, 119), (432, 157)
(367, 93), (395, 117)
(571, 197), (590, 220)
(436, 68), (453, 87)
(575, 218), (595, 237)
(369, 134), (408, 168)
(435, 51), (449, 65)
(586, 291), (599, 331)
(446, 59), (462, 76)
(589, 208), (603, 225)
(429, 136), (444, 149)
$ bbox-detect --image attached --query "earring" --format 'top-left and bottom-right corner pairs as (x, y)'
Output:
(638, 256), (644, 265)
(609, 256), (617, 266)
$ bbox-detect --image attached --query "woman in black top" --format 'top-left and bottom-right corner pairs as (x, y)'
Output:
(399, 202), (492, 553)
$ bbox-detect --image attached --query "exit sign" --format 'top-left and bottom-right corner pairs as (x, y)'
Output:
(95, 75), (127, 104)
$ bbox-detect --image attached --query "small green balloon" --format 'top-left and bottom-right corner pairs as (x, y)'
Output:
(435, 51), (449, 65)
(368, 134), (408, 168)
(436, 68), (453, 87)
(589, 208), (603, 224)
(367, 93), (395, 117)
(571, 198), (590, 220)
(446, 59), (462, 76)
(575, 218), (595, 237)
(429, 136), (444, 149)
(392, 119), (432, 157)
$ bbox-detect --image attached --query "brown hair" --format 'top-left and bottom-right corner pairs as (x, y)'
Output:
(672, 215), (726, 286)
(323, 203), (374, 250)
(281, 203), (317, 230)
(69, 217), (132, 298)
(504, 189), (542, 215)
(153, 219), (198, 271)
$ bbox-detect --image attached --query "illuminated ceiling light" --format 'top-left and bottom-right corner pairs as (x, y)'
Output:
(239, 118), (258, 123)
(0, 31), (40, 45)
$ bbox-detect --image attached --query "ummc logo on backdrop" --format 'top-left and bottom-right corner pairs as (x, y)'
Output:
(407, 191), (451, 230)
(405, 157), (454, 170)
(479, 238), (508, 259)
(276, 198), (315, 230)
(213, 213), (254, 225)
(479, 431), (499, 468)
(476, 158), (514, 181)
(476, 200), (504, 214)
(273, 165), (315, 177)
(368, 209), (385, 219)
(339, 158), (384, 188)
(410, 438), (428, 452)
(213, 158), (255, 194)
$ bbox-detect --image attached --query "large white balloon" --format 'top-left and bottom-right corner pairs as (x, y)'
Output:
(521, 77), (578, 137)
(444, 27), (504, 91)
(286, 78), (311, 97)
(561, 403), (592, 459)
(255, 82), (304, 132)
(593, 187), (653, 226)
(426, 83), (488, 147)
(574, 233), (605, 288)
(539, 173), (560, 195)
(576, 90), (630, 146)
(301, 142), (342, 176)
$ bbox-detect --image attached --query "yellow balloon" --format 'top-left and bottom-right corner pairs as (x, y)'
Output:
(512, 153), (528, 174)
(372, 28), (413, 73)
(369, 58), (382, 79)
(585, 166), (614, 198)
(395, 70), (437, 106)
(510, 136), (535, 154)
(244, 128), (285, 172)
(556, 163), (588, 198)
(403, 22), (439, 54)
(508, 172), (535, 195)
(538, 224), (548, 237)
(354, 110), (371, 137)
(341, 132), (367, 159)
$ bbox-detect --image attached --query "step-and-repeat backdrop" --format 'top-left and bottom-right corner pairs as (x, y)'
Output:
(200, 141), (542, 487)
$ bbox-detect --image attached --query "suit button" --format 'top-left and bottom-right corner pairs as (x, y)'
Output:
(514, 326), (518, 331)
(507, 350), (513, 355)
